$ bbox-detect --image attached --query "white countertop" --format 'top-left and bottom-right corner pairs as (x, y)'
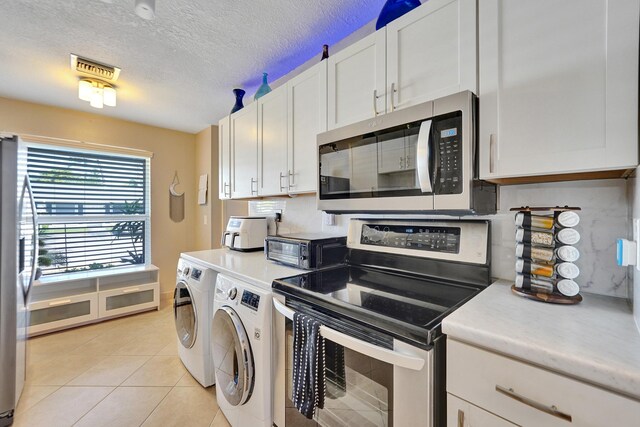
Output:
(181, 248), (305, 290)
(442, 280), (640, 400)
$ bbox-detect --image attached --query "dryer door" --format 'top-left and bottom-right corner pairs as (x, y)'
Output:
(174, 280), (197, 348)
(212, 306), (254, 406)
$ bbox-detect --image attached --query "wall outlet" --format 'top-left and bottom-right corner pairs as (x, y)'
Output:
(323, 213), (336, 226)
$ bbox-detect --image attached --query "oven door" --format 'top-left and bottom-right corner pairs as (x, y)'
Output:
(272, 296), (435, 427)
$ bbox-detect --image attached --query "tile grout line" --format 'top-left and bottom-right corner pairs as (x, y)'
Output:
(70, 385), (118, 427)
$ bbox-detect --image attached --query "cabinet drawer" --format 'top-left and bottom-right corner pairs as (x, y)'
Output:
(98, 282), (158, 319)
(447, 339), (640, 427)
(28, 293), (98, 335)
(447, 393), (517, 427)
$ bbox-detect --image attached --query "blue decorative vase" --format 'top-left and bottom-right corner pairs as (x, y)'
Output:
(376, 0), (422, 30)
(231, 88), (245, 114)
(254, 73), (272, 100)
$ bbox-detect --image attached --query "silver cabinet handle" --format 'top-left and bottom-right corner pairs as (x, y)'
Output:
(288, 170), (295, 189)
(390, 82), (397, 111)
(489, 133), (497, 174)
(399, 157), (404, 169)
(495, 385), (572, 422)
(373, 90), (379, 116)
(457, 409), (464, 427)
(224, 182), (231, 198)
(250, 178), (258, 195)
(279, 172), (286, 192)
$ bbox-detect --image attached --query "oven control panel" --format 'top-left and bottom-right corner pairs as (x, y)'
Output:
(241, 290), (260, 311)
(361, 224), (460, 253)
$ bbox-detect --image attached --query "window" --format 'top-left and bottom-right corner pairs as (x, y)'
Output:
(27, 145), (151, 276)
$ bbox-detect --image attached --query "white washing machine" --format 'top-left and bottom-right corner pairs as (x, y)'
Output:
(212, 274), (272, 427)
(175, 257), (216, 387)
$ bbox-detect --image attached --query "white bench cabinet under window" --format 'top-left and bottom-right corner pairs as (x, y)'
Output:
(28, 293), (98, 336)
(478, 0), (640, 180)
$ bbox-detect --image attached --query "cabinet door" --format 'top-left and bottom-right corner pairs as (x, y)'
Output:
(287, 62), (327, 194)
(218, 116), (231, 200)
(479, 0), (639, 179)
(386, 0), (477, 112)
(447, 394), (517, 427)
(327, 31), (386, 130)
(258, 87), (288, 196)
(231, 102), (258, 198)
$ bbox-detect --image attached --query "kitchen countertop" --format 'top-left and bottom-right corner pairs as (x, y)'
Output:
(181, 248), (305, 290)
(442, 280), (640, 400)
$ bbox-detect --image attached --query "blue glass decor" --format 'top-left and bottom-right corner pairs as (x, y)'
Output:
(230, 88), (245, 114)
(254, 73), (272, 100)
(376, 0), (421, 30)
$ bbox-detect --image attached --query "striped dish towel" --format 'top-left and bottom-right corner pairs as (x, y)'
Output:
(292, 312), (326, 419)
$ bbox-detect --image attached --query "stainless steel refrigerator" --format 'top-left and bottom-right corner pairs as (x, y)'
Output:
(0, 135), (37, 427)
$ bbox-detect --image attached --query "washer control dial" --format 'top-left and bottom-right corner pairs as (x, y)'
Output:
(227, 287), (238, 300)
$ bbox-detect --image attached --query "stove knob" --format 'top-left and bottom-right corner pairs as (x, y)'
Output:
(227, 288), (238, 300)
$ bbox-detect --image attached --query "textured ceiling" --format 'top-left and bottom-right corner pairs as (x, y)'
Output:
(0, 0), (387, 133)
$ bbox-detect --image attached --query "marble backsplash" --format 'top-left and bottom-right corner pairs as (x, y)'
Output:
(250, 178), (630, 299)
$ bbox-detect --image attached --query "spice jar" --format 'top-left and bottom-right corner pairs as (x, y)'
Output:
(556, 228), (581, 245)
(515, 274), (554, 293)
(515, 228), (554, 246)
(555, 262), (580, 279)
(555, 245), (580, 262)
(515, 212), (554, 230)
(515, 243), (554, 262)
(515, 259), (554, 277)
(557, 279), (580, 296)
(556, 211), (580, 228)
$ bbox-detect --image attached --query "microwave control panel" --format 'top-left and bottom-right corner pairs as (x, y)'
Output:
(434, 114), (462, 195)
(361, 224), (460, 253)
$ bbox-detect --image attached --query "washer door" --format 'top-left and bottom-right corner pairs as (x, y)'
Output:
(174, 280), (197, 348)
(212, 306), (254, 406)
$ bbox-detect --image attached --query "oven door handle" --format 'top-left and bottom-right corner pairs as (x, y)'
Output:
(273, 299), (426, 371)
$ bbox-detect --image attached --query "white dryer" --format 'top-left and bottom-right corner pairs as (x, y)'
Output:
(175, 258), (216, 387)
(212, 274), (272, 427)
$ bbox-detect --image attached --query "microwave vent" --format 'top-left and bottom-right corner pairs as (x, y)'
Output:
(70, 54), (121, 82)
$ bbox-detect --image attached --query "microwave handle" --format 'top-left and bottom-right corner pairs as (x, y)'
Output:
(416, 120), (433, 193)
(273, 298), (425, 371)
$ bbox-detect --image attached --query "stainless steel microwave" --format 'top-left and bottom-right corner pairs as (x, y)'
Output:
(317, 91), (496, 214)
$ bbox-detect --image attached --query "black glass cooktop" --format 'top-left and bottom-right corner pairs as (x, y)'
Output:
(272, 264), (482, 349)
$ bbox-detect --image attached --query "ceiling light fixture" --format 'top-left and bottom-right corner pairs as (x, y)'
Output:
(135, 0), (156, 20)
(78, 79), (117, 109)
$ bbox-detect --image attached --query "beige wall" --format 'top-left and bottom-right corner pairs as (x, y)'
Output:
(0, 96), (197, 297)
(194, 125), (222, 250)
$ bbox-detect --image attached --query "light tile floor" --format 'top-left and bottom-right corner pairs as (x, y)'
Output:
(16, 305), (230, 427)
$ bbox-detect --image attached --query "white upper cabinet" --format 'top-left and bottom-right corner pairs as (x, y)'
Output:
(258, 86), (289, 197)
(287, 62), (328, 194)
(479, 0), (640, 180)
(327, 0), (476, 130)
(386, 0), (477, 112)
(231, 102), (258, 198)
(327, 31), (386, 130)
(218, 116), (231, 200)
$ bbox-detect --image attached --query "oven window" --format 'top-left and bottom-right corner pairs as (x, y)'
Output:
(284, 318), (394, 427)
(319, 122), (424, 201)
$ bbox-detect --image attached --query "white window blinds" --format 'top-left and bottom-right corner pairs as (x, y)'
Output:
(27, 146), (151, 276)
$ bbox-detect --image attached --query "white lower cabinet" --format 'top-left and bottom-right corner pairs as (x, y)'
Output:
(27, 265), (159, 336)
(98, 282), (158, 319)
(28, 293), (98, 335)
(447, 394), (517, 427)
(447, 339), (640, 427)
